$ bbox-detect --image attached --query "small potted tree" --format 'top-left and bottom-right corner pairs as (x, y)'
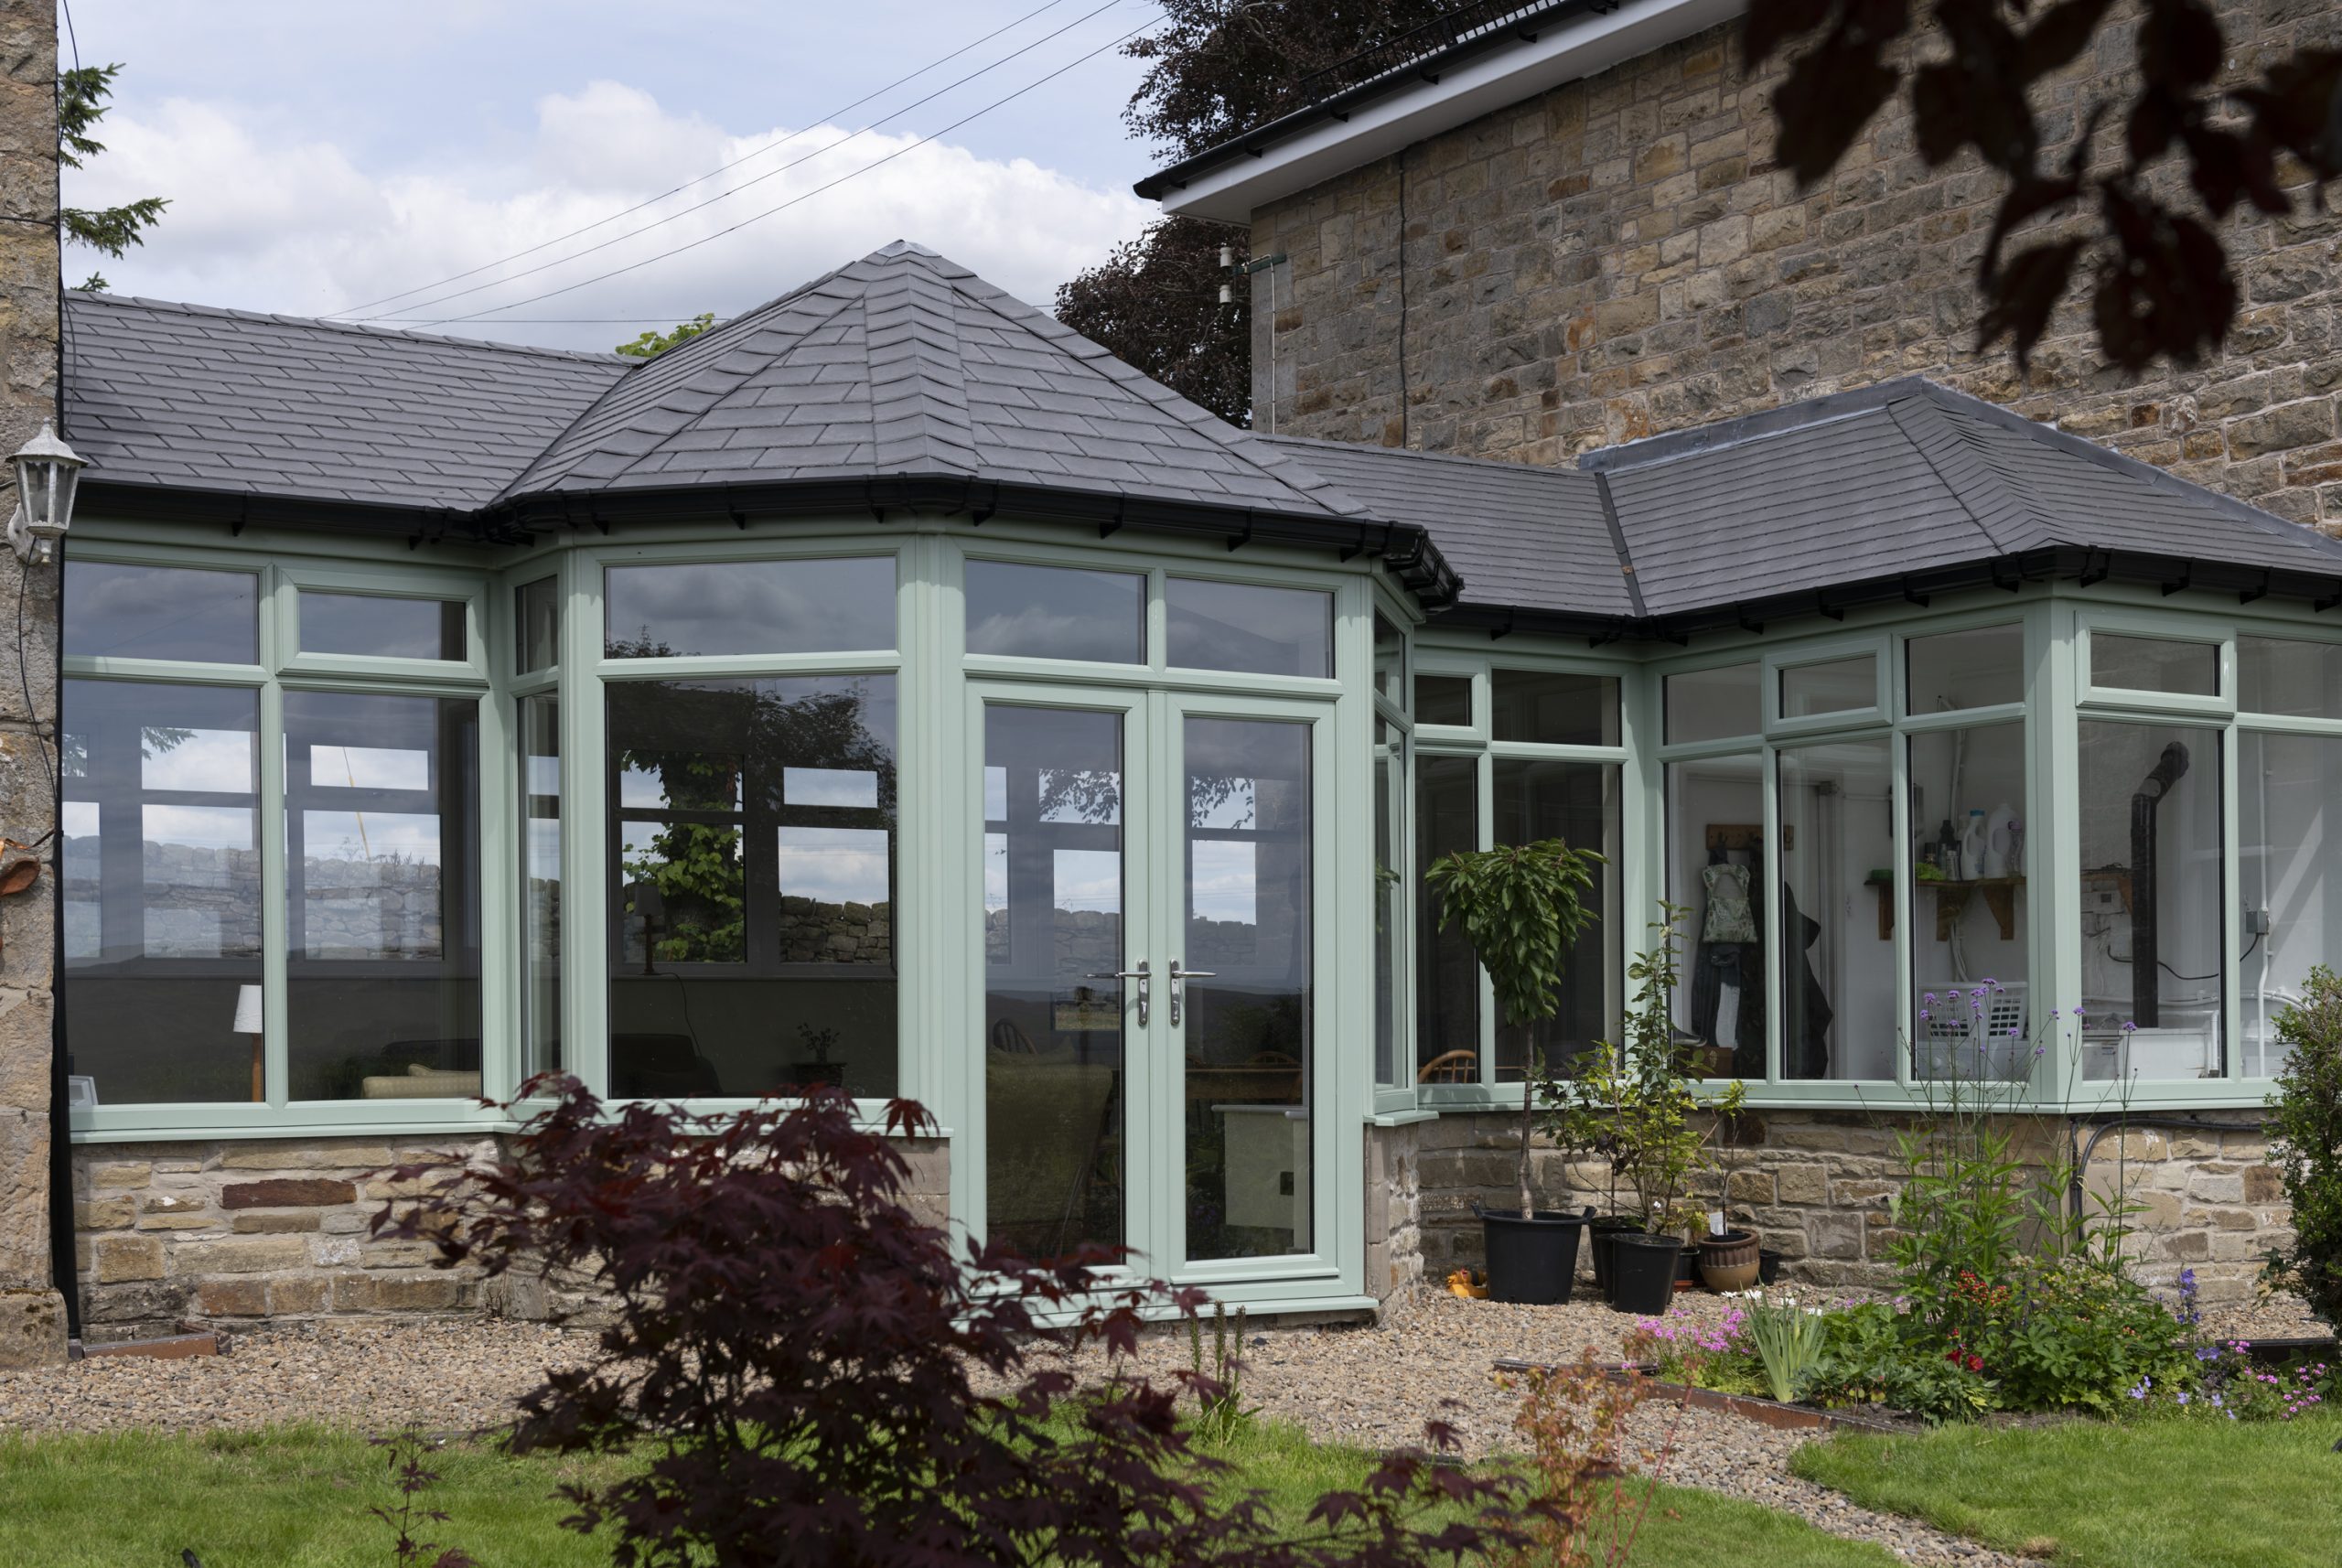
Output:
(1566, 906), (1746, 1315)
(1423, 837), (1602, 1305)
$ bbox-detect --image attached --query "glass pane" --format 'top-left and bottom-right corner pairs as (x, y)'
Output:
(1780, 654), (1878, 718)
(2091, 632), (2218, 696)
(605, 557), (894, 657)
(299, 592), (465, 660)
(64, 562), (258, 663)
(1415, 673), (1472, 726)
(1491, 758), (1619, 1079)
(1373, 612), (1406, 704)
(285, 693), (482, 1101)
(60, 681), (261, 1103)
(1166, 578), (1331, 677)
(521, 695), (561, 1082)
(1907, 624), (2022, 712)
(1666, 662), (1759, 744)
(516, 576), (559, 673)
(983, 705), (1125, 1261)
(1415, 754), (1480, 1082)
(2239, 635), (2342, 718)
(2241, 732), (2342, 1077)
(964, 559), (1143, 663)
(1184, 716), (1312, 1261)
(1778, 736), (1896, 1079)
(1668, 753), (1767, 1076)
(1907, 723), (2030, 1081)
(1373, 723), (1403, 1087)
(606, 676), (897, 1098)
(2078, 721), (2223, 1079)
(1490, 669), (1619, 746)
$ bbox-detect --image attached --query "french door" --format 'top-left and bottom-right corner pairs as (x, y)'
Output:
(973, 682), (1329, 1278)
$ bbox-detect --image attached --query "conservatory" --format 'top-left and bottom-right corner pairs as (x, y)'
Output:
(49, 244), (2342, 1316)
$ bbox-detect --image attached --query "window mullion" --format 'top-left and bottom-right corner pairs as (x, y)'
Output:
(259, 677), (288, 1110)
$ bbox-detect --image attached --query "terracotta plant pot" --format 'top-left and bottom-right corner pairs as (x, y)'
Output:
(1698, 1230), (1762, 1293)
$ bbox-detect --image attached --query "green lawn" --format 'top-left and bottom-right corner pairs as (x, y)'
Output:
(0, 1418), (1894, 1568)
(1793, 1414), (2342, 1568)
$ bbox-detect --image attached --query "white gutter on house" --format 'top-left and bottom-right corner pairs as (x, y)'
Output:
(1152, 0), (1747, 224)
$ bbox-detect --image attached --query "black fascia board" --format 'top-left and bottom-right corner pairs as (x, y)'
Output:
(79, 478), (484, 547)
(1132, 0), (1602, 200)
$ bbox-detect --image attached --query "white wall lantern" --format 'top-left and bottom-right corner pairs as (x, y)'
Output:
(7, 420), (85, 566)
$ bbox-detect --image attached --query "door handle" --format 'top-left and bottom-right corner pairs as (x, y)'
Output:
(1085, 961), (1149, 1026)
(1168, 960), (1215, 1026)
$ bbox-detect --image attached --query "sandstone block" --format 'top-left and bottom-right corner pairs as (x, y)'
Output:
(171, 1236), (309, 1275)
(1775, 1165), (1831, 1205)
(220, 1177), (357, 1209)
(88, 1233), (164, 1283)
(0, 1288), (67, 1369)
(196, 1278), (268, 1316)
(75, 1196), (134, 1230)
(87, 1161), (153, 1189)
(268, 1275), (330, 1315)
(231, 1212), (321, 1234)
(220, 1145), (392, 1171)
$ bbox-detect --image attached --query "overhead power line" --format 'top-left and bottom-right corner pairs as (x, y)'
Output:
(401, 15), (1160, 330)
(338, 0), (1071, 317)
(341, 0), (1134, 323)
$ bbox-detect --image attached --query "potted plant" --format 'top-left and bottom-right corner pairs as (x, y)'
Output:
(1568, 907), (1746, 1315)
(1544, 1039), (1640, 1296)
(1698, 1110), (1762, 1292)
(1423, 836), (1603, 1305)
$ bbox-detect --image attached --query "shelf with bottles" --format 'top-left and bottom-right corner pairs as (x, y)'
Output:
(1863, 869), (2025, 941)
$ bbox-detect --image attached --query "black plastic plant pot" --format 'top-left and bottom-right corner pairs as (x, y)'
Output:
(1477, 1208), (1589, 1305)
(1587, 1217), (1640, 1298)
(1607, 1232), (1684, 1316)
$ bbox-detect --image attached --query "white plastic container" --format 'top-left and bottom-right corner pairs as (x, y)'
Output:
(1961, 810), (1988, 880)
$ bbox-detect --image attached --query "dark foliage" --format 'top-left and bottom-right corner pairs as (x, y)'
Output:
(373, 1079), (1546, 1568)
(368, 1431), (478, 1568)
(1060, 2), (1454, 424)
(2267, 967), (2342, 1334)
(1746, 0), (2342, 371)
(57, 64), (168, 291)
(1057, 215), (1253, 424)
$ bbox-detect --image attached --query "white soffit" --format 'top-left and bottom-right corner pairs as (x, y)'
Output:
(1155, 0), (1747, 223)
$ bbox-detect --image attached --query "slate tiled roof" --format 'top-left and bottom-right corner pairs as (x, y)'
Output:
(65, 291), (627, 510)
(59, 253), (2342, 628)
(1262, 434), (1636, 618)
(501, 242), (1363, 522)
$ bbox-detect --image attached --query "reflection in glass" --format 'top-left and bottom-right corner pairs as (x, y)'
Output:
(1185, 716), (1312, 1261)
(1907, 625), (2022, 712)
(60, 681), (261, 1103)
(2091, 633), (2217, 696)
(285, 693), (482, 1101)
(1907, 723), (2029, 1080)
(2240, 635), (2342, 719)
(1374, 612), (1406, 704)
(1166, 578), (1332, 677)
(605, 557), (895, 657)
(298, 592), (466, 660)
(1415, 673), (1472, 726)
(1415, 754), (1480, 1080)
(983, 705), (1125, 1261)
(1669, 754), (1766, 1075)
(606, 676), (897, 1098)
(1491, 759), (1619, 1079)
(64, 562), (258, 663)
(516, 576), (559, 673)
(521, 695), (561, 1080)
(2078, 721), (2223, 1079)
(1490, 670), (1619, 746)
(1781, 655), (1877, 718)
(1778, 738), (1895, 1079)
(965, 560), (1144, 663)
(2241, 731), (2342, 1076)
(1665, 663), (1759, 744)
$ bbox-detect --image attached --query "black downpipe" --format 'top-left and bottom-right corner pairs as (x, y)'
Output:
(2129, 742), (2191, 1029)
(44, 552), (79, 1340)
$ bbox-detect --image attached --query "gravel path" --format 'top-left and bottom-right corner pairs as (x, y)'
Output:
(7, 1284), (2325, 1566)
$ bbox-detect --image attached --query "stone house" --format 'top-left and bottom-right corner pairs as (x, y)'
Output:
(2, 1), (2341, 1359)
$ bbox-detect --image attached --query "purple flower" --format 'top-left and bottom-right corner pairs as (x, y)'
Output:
(2122, 1021), (2139, 1034)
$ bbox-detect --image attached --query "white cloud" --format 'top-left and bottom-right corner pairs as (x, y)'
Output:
(66, 80), (1155, 350)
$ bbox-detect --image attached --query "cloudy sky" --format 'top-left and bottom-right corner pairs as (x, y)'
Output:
(59, 0), (1171, 350)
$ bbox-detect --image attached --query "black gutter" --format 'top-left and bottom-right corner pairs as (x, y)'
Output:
(1133, 0), (1606, 200)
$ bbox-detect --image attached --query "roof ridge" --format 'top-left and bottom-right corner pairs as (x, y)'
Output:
(1883, 393), (2035, 556)
(1264, 431), (1597, 479)
(64, 288), (633, 365)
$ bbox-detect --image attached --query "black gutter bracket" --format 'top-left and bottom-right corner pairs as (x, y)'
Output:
(2317, 580), (2342, 613)
(1901, 578), (1930, 609)
(1099, 496), (1124, 540)
(2161, 563), (2193, 596)
(2240, 570), (2272, 606)
(1228, 510), (1255, 552)
(2079, 549), (2111, 588)
(1489, 608), (1515, 641)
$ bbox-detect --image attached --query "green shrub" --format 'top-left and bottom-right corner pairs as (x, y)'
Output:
(1802, 1303), (1994, 1424)
(1980, 1254), (2196, 1415)
(2266, 966), (2342, 1334)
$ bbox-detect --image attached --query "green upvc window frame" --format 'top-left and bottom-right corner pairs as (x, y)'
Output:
(64, 529), (507, 1143)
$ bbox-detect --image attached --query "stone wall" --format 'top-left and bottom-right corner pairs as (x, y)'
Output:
(1250, 0), (2342, 535)
(0, 0), (61, 1368)
(1406, 1107), (2286, 1305)
(1363, 1119), (1424, 1302)
(70, 1131), (954, 1342)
